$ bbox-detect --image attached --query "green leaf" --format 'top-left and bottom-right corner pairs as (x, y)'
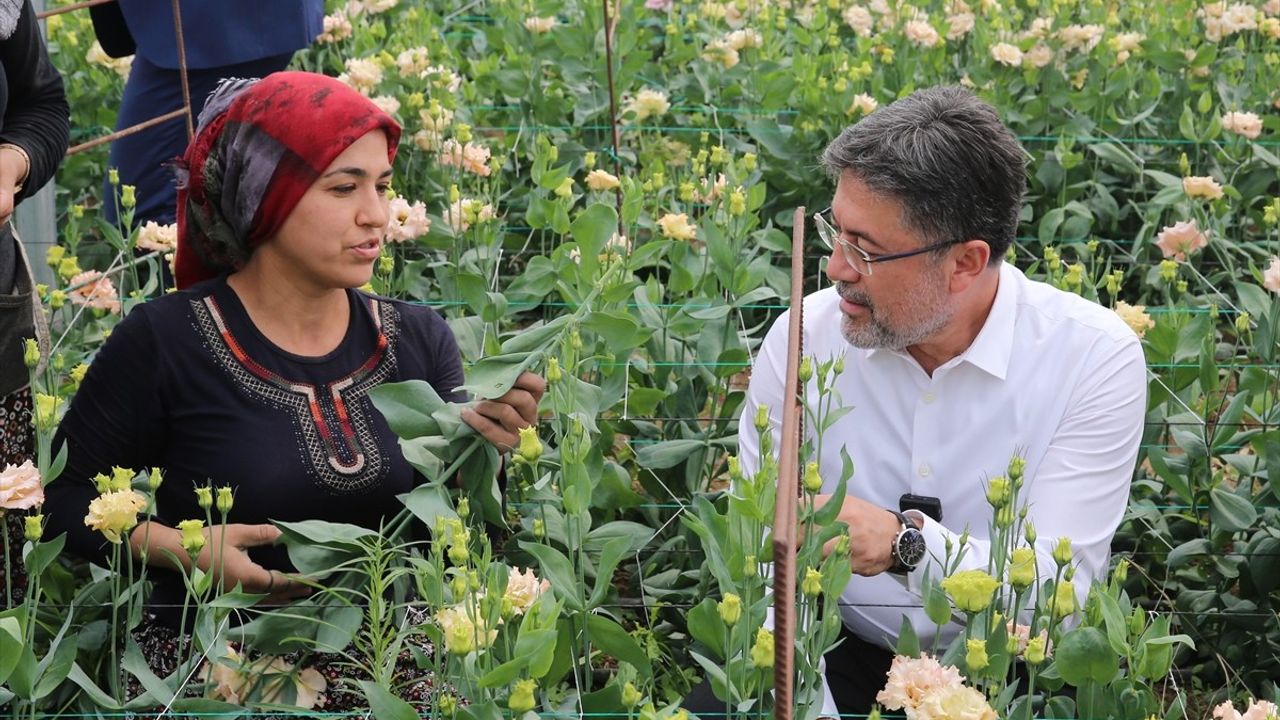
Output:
(585, 310), (653, 351)
(587, 536), (634, 609)
(398, 482), (458, 531)
(369, 380), (447, 439)
(275, 519), (377, 548)
(636, 438), (707, 469)
(499, 314), (573, 355)
(122, 639), (174, 706)
(1088, 142), (1140, 176)
(1209, 486), (1257, 533)
(360, 680), (420, 720)
(515, 627), (559, 679)
(519, 541), (584, 611)
(478, 656), (527, 689)
(0, 613), (22, 685)
(586, 613), (652, 679)
(1055, 627), (1121, 686)
(1095, 590), (1132, 656)
(686, 597), (727, 658)
(458, 352), (538, 399)
(895, 615), (920, 657)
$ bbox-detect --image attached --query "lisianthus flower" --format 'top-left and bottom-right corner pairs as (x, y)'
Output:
(1056, 23), (1104, 52)
(1182, 176), (1224, 201)
(396, 47), (430, 77)
(1262, 256), (1280, 293)
(1154, 219), (1209, 260)
(848, 93), (878, 116)
(504, 567), (550, 614)
(316, 11), (353, 43)
(68, 270), (122, 313)
(338, 57), (382, 94)
(1024, 43), (1054, 67)
(1222, 111), (1263, 140)
(904, 19), (942, 47)
(446, 198), (496, 233)
(385, 197), (432, 242)
(624, 89), (670, 121)
(939, 569), (1000, 613)
(657, 213), (697, 241)
(0, 460), (43, 511)
(946, 12), (975, 39)
(84, 489), (147, 543)
(1114, 301), (1155, 338)
(86, 41), (132, 77)
(914, 683), (997, 720)
(438, 139), (492, 177)
(990, 42), (1023, 66)
(370, 95), (400, 117)
(702, 40), (740, 69)
(586, 169), (621, 191)
(135, 221), (177, 252)
(200, 643), (326, 709)
(876, 654), (964, 712)
(524, 16), (556, 33)
(843, 6), (874, 36)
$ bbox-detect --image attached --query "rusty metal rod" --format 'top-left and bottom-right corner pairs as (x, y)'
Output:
(36, 0), (113, 19)
(67, 108), (188, 155)
(772, 205), (806, 719)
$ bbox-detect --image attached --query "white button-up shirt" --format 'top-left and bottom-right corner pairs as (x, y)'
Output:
(741, 262), (1147, 651)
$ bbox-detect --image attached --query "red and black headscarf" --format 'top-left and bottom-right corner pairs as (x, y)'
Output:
(174, 71), (401, 289)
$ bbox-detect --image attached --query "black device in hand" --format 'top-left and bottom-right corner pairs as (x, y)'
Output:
(900, 493), (943, 522)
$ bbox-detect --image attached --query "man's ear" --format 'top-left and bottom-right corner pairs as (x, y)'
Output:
(949, 240), (992, 293)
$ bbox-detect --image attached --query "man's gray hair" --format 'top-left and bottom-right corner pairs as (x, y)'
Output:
(820, 86), (1027, 264)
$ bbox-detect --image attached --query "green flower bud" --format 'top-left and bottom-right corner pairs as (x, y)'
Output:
(743, 554), (757, 577)
(1007, 456), (1026, 484)
(24, 514), (44, 542)
(1025, 635), (1047, 665)
(1049, 579), (1076, 617)
(1052, 537), (1073, 566)
(447, 622), (474, 655)
(802, 461), (823, 493)
(532, 518), (545, 539)
(515, 426), (543, 463)
(749, 628), (774, 668)
(546, 357), (562, 383)
(1024, 521), (1037, 545)
(753, 404), (770, 432)
(448, 543), (469, 565)
(215, 487), (234, 515)
(438, 693), (458, 716)
(718, 592), (742, 626)
(120, 184), (136, 209)
(195, 486), (213, 510)
(23, 338), (39, 368)
(621, 681), (642, 708)
(147, 468), (163, 491)
(1009, 547), (1036, 590)
(508, 678), (536, 712)
(802, 567), (823, 597)
(178, 519), (206, 555)
(965, 638), (989, 672)
(940, 569), (1000, 613)
(741, 153), (757, 171)
(33, 393), (61, 432)
(797, 356), (813, 383)
(108, 168), (119, 185)
(457, 497), (470, 519)
(729, 187), (746, 216)
(110, 466), (134, 492)
(986, 476), (1011, 508)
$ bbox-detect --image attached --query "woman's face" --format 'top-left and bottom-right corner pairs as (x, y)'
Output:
(258, 130), (392, 291)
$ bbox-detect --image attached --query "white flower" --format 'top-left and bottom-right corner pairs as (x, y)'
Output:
(424, 65), (462, 93)
(316, 12), (353, 43)
(990, 42), (1023, 66)
(396, 47), (430, 77)
(0, 460), (43, 511)
(1109, 32), (1145, 53)
(1220, 2), (1259, 34)
(85, 41), (132, 78)
(904, 19), (943, 47)
(447, 198), (497, 233)
(946, 12), (975, 39)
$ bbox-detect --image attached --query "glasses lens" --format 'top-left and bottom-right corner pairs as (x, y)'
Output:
(815, 212), (870, 275)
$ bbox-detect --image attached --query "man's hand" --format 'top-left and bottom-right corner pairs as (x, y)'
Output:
(814, 494), (902, 576)
(461, 371), (546, 451)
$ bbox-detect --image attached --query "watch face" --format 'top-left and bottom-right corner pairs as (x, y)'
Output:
(896, 529), (927, 568)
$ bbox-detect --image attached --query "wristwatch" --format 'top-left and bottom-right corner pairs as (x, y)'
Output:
(888, 509), (926, 574)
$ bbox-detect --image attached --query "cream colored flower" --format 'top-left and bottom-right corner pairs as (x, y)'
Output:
(1262, 256), (1280, 293)
(1222, 111), (1263, 139)
(1221, 2), (1259, 34)
(1262, 16), (1280, 39)
(1182, 175), (1224, 200)
(1266, 0), (1280, 16)
(876, 654), (965, 712)
(86, 41), (133, 78)
(904, 19), (943, 47)
(524, 16), (557, 33)
(913, 683), (997, 720)
(946, 12), (975, 39)
(1024, 44), (1054, 67)
(699, 173), (726, 203)
(135, 221), (177, 253)
(1022, 16), (1054, 40)
(396, 47), (430, 77)
(1109, 32), (1145, 53)
(505, 567), (550, 614)
(586, 169), (621, 191)
(0, 460), (43, 511)
(316, 11), (353, 43)
(702, 40), (740, 69)
(726, 28), (763, 50)
(1057, 24), (1105, 52)
(436, 604), (498, 653)
(1114, 301), (1155, 338)
(1155, 219), (1209, 260)
(657, 213), (697, 241)
(385, 198), (431, 242)
(848, 93), (878, 116)
(200, 644), (326, 709)
(339, 57), (383, 94)
(625, 89), (671, 121)
(68, 270), (122, 313)
(843, 6), (875, 36)
(990, 43), (1023, 66)
(370, 95), (400, 117)
(84, 489), (147, 543)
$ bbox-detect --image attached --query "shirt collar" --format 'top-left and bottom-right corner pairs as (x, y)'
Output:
(865, 262), (1018, 380)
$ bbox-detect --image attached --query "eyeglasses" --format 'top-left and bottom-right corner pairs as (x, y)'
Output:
(813, 207), (961, 276)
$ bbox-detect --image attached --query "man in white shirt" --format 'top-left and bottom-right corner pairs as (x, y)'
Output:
(738, 86), (1147, 714)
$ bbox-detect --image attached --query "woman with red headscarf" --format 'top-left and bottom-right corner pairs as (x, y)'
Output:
(45, 72), (543, 625)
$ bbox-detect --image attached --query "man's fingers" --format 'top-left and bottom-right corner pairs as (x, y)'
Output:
(472, 399), (528, 435)
(232, 523), (282, 548)
(512, 371), (547, 400)
(462, 406), (517, 451)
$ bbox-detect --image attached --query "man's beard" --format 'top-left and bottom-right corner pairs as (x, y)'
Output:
(835, 277), (954, 350)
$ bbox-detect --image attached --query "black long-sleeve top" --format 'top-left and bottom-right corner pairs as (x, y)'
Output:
(44, 277), (466, 622)
(0, 0), (69, 205)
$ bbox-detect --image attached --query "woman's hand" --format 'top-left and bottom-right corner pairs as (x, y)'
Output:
(132, 521), (310, 604)
(461, 371), (547, 451)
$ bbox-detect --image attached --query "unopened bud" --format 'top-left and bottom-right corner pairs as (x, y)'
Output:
(718, 592), (742, 625)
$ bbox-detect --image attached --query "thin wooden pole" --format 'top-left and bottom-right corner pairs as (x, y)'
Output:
(170, 0), (194, 140)
(772, 206), (806, 719)
(600, 0), (625, 237)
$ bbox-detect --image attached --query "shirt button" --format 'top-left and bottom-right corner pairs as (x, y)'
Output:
(923, 392), (936, 404)
(919, 464), (931, 477)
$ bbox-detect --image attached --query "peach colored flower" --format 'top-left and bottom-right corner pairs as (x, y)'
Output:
(848, 93), (878, 116)
(843, 6), (874, 36)
(1241, 700), (1279, 720)
(135, 221), (177, 253)
(904, 19), (942, 47)
(0, 460), (43, 511)
(1114, 301), (1155, 338)
(1182, 175), (1224, 201)
(370, 95), (400, 117)
(876, 654), (964, 712)
(67, 270), (122, 313)
(200, 644), (326, 709)
(1024, 44), (1054, 67)
(505, 567), (550, 614)
(439, 139), (492, 177)
(1155, 219), (1209, 261)
(725, 29), (763, 50)
(385, 198), (431, 242)
(1214, 700), (1243, 720)
(316, 12), (353, 43)
(1057, 24), (1104, 52)
(1263, 256), (1280, 293)
(946, 12), (975, 39)
(702, 40), (740, 69)
(1222, 111), (1263, 139)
